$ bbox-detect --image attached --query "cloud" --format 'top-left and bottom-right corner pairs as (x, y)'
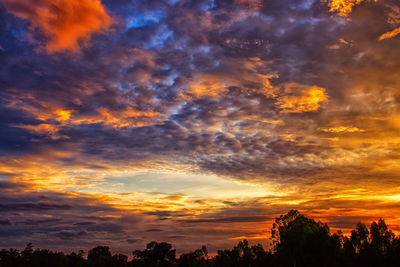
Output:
(234, 0), (263, 10)
(3, 0), (112, 52)
(0, 218), (12, 225)
(12, 123), (61, 139)
(324, 1), (400, 42)
(181, 74), (227, 100)
(186, 216), (271, 224)
(0, 202), (72, 212)
(6, 95), (165, 139)
(318, 126), (365, 133)
(326, 0), (377, 17)
(146, 228), (163, 232)
(56, 230), (88, 240)
(379, 26), (400, 40)
(266, 83), (328, 113)
(15, 218), (62, 225)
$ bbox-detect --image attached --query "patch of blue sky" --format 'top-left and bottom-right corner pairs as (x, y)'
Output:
(278, 28), (286, 36)
(201, 0), (216, 11)
(257, 13), (273, 23)
(11, 26), (27, 40)
(116, 81), (124, 91)
(166, 0), (180, 6)
(168, 102), (188, 118)
(126, 10), (164, 29)
(144, 27), (174, 49)
(163, 73), (178, 86)
(198, 45), (211, 53)
(300, 0), (314, 10)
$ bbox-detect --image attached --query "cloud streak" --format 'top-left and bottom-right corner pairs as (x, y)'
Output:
(379, 26), (400, 40)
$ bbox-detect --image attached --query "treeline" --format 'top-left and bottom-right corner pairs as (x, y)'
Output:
(1, 210), (400, 267)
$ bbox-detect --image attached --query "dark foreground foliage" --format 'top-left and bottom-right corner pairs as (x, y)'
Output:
(1, 210), (400, 267)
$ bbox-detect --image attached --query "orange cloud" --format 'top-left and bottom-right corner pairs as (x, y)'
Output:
(13, 123), (61, 139)
(180, 58), (278, 101)
(327, 1), (399, 41)
(379, 27), (400, 40)
(181, 74), (228, 100)
(7, 96), (164, 138)
(326, 0), (377, 17)
(234, 0), (263, 10)
(319, 126), (365, 133)
(12, 106), (164, 138)
(3, 0), (112, 52)
(75, 107), (164, 128)
(270, 83), (328, 113)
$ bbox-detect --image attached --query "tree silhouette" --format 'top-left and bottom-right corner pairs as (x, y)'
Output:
(350, 222), (369, 253)
(370, 218), (394, 254)
(0, 248), (23, 267)
(132, 241), (176, 267)
(87, 246), (129, 267)
(272, 209), (342, 267)
(179, 245), (208, 267)
(213, 239), (273, 267)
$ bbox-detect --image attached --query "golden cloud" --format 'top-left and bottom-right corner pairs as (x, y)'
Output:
(268, 83), (328, 113)
(3, 0), (112, 52)
(379, 26), (400, 40)
(75, 107), (164, 128)
(326, 0), (377, 17)
(182, 66), (327, 114)
(326, 1), (399, 41)
(181, 57), (278, 101)
(319, 126), (365, 133)
(234, 0), (263, 10)
(13, 123), (62, 139)
(182, 74), (228, 100)
(7, 96), (164, 138)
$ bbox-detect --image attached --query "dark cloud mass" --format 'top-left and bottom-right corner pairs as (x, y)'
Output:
(0, 0), (400, 254)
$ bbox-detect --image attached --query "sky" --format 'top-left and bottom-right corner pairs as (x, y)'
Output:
(0, 0), (400, 255)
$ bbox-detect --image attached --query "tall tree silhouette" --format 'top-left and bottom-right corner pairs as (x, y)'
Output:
(272, 209), (341, 267)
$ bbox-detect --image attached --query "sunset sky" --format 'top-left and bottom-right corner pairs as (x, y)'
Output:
(0, 0), (400, 255)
